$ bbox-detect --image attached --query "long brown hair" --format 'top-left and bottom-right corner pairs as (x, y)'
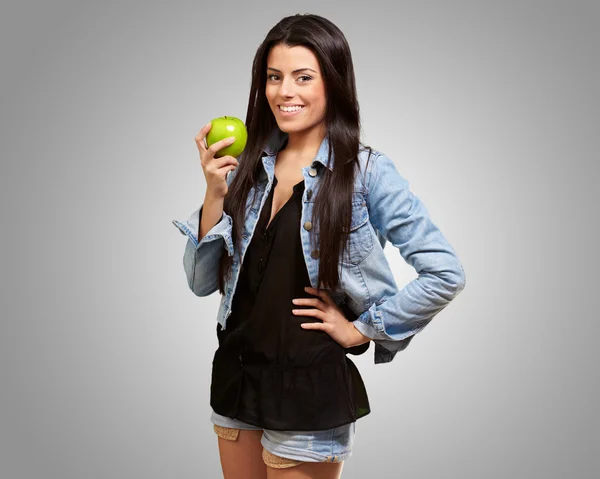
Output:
(218, 13), (373, 295)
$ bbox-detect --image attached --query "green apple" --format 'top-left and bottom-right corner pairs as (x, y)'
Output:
(206, 116), (248, 158)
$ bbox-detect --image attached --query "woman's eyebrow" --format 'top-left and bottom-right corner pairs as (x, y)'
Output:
(267, 67), (317, 73)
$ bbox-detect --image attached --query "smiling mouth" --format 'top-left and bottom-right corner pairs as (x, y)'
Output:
(278, 105), (305, 116)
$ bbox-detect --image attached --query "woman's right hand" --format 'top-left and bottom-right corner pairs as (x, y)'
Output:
(195, 122), (239, 199)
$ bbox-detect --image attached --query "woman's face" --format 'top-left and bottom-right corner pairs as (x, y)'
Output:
(265, 44), (327, 136)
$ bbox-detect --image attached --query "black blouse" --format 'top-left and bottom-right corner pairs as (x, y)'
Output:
(210, 175), (371, 431)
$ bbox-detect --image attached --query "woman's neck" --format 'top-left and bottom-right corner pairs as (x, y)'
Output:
(282, 123), (326, 159)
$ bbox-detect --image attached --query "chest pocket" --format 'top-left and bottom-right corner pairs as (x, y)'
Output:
(341, 192), (373, 265)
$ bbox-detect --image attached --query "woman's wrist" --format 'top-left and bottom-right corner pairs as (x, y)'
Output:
(347, 322), (371, 347)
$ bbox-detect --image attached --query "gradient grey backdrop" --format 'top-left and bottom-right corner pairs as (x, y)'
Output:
(1, 1), (598, 478)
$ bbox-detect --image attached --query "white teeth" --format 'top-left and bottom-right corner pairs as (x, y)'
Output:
(279, 105), (304, 112)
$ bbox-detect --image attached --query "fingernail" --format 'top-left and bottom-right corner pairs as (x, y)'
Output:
(292, 299), (298, 304)
(229, 136), (235, 142)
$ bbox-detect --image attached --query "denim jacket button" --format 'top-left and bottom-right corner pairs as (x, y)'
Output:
(308, 168), (318, 177)
(303, 221), (312, 231)
(311, 249), (319, 259)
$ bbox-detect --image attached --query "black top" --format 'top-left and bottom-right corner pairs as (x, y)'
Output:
(210, 175), (371, 431)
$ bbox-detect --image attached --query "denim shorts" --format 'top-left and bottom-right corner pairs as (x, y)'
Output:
(210, 410), (356, 465)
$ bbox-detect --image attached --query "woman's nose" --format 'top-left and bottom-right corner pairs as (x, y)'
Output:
(278, 77), (296, 97)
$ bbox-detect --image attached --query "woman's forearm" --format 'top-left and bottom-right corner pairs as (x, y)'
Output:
(199, 192), (225, 241)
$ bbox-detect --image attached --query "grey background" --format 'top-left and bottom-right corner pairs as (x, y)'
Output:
(1, 1), (598, 478)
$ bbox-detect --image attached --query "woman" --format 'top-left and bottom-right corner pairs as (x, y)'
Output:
(173, 13), (466, 478)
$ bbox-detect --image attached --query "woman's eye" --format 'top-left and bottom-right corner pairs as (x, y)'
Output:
(267, 74), (312, 82)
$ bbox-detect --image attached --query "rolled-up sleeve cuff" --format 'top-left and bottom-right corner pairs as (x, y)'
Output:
(172, 205), (234, 256)
(354, 303), (418, 364)
(354, 304), (391, 341)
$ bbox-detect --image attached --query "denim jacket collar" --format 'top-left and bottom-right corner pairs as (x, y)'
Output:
(261, 127), (335, 171)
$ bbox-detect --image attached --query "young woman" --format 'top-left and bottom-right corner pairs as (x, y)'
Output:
(173, 13), (466, 479)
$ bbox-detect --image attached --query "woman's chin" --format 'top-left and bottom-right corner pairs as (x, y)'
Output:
(276, 123), (306, 134)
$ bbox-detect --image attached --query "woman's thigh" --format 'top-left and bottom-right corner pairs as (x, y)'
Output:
(216, 428), (266, 479)
(265, 459), (344, 478)
(212, 411), (267, 478)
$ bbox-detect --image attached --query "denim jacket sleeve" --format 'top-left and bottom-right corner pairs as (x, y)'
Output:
(352, 153), (466, 364)
(171, 169), (237, 297)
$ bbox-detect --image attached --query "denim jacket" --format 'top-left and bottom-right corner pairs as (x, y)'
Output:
(173, 128), (466, 364)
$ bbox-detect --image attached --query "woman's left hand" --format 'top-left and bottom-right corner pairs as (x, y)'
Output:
(292, 286), (371, 348)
